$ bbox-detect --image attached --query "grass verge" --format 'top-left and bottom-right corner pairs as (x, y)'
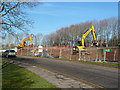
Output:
(54, 58), (119, 67)
(21, 55), (119, 68)
(37, 56), (119, 68)
(2, 61), (57, 88)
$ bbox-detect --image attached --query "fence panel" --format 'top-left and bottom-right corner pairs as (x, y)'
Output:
(17, 47), (119, 62)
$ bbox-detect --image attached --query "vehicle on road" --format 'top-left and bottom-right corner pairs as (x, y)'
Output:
(2, 50), (16, 58)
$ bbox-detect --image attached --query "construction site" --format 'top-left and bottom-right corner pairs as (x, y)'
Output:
(1, 2), (119, 89)
(16, 25), (119, 62)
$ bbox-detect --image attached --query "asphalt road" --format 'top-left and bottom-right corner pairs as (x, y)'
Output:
(3, 56), (118, 88)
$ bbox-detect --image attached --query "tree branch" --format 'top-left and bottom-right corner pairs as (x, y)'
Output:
(0, 22), (11, 26)
(0, 2), (5, 13)
(2, 2), (21, 17)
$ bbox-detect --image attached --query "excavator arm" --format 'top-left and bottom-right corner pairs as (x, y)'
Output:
(21, 36), (31, 46)
(81, 25), (98, 47)
(16, 36), (32, 48)
(91, 25), (97, 41)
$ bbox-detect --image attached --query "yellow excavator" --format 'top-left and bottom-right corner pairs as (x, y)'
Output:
(16, 34), (33, 48)
(73, 25), (98, 53)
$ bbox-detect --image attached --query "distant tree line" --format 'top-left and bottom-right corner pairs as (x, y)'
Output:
(42, 17), (119, 47)
(1, 17), (119, 49)
(2, 33), (43, 49)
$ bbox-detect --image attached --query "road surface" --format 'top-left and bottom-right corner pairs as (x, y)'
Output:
(3, 56), (119, 88)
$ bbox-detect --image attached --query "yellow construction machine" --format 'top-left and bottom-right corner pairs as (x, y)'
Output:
(16, 34), (33, 48)
(73, 25), (98, 53)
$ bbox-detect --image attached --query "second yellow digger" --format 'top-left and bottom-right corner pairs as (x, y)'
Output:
(16, 34), (33, 48)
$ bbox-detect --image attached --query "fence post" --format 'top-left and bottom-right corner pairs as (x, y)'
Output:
(114, 50), (117, 61)
(50, 48), (52, 56)
(78, 49), (81, 61)
(25, 48), (26, 56)
(21, 48), (22, 56)
(88, 56), (90, 61)
(28, 48), (29, 56)
(70, 48), (72, 60)
(118, 43), (120, 61)
(84, 55), (85, 61)
(96, 47), (98, 62)
(59, 49), (62, 58)
(104, 51), (106, 62)
(30, 48), (31, 56)
(33, 48), (34, 56)
(67, 48), (69, 59)
(42, 50), (43, 56)
(27, 48), (28, 56)
(29, 47), (31, 56)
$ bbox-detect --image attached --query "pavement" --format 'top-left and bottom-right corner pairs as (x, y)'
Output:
(2, 56), (119, 89)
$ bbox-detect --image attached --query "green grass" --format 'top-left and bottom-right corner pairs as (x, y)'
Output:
(78, 60), (119, 67)
(57, 58), (119, 67)
(2, 61), (57, 88)
(39, 56), (119, 67)
(0, 60), (2, 66)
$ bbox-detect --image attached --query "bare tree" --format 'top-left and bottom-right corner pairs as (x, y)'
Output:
(7, 33), (14, 49)
(1, 1), (40, 35)
(33, 33), (43, 46)
(42, 17), (118, 47)
(15, 32), (26, 45)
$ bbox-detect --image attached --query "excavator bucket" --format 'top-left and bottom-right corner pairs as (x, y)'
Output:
(92, 40), (99, 47)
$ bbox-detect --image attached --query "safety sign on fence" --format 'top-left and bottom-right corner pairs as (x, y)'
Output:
(38, 45), (43, 53)
(104, 49), (111, 52)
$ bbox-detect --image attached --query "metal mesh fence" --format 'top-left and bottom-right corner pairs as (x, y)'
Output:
(17, 47), (119, 62)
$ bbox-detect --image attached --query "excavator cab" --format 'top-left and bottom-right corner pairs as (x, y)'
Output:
(77, 41), (86, 47)
(77, 41), (81, 46)
(73, 41), (87, 53)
